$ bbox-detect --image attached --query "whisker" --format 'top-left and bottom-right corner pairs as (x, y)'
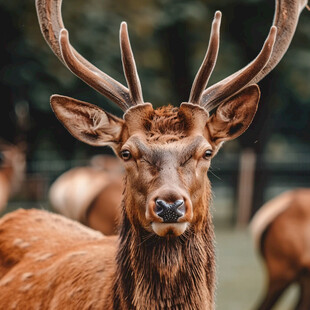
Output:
(208, 167), (222, 180)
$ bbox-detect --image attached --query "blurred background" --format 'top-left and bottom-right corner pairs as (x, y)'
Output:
(0, 0), (309, 309)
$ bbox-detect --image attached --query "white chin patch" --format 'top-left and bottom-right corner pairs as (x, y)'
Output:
(151, 222), (188, 237)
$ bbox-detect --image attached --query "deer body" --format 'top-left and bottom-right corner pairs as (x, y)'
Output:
(49, 155), (123, 235)
(250, 188), (310, 310)
(0, 209), (116, 309)
(0, 0), (306, 308)
(0, 105), (216, 309)
(0, 143), (26, 212)
(0, 207), (213, 309)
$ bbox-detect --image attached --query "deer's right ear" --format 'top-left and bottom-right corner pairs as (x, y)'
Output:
(51, 95), (124, 147)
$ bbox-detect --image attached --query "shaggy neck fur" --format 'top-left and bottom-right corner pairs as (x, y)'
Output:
(112, 105), (216, 309)
(113, 198), (216, 309)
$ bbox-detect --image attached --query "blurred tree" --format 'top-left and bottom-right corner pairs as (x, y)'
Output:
(0, 4), (19, 143)
(0, 0), (309, 217)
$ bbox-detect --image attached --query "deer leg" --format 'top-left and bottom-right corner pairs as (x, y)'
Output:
(254, 272), (296, 310)
(294, 273), (310, 310)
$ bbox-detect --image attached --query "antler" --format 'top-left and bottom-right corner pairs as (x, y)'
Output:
(37, 0), (307, 113)
(35, 0), (143, 111)
(188, 11), (221, 105)
(190, 0), (308, 111)
(119, 22), (144, 106)
(201, 26), (277, 111)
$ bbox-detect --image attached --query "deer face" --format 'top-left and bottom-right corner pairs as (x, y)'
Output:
(37, 0), (294, 237)
(51, 84), (259, 237)
(120, 107), (212, 237)
(120, 132), (212, 237)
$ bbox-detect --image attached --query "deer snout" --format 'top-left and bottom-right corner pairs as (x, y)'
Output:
(147, 188), (193, 237)
(149, 188), (192, 221)
(155, 199), (185, 223)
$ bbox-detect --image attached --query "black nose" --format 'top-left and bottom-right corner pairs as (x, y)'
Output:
(155, 199), (185, 223)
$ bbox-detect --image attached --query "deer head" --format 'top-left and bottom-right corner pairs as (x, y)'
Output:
(36, 0), (308, 238)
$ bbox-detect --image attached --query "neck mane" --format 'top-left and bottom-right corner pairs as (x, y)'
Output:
(113, 206), (216, 310)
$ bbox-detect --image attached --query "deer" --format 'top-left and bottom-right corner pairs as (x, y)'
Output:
(49, 154), (124, 235)
(0, 0), (307, 308)
(250, 188), (310, 310)
(0, 140), (26, 212)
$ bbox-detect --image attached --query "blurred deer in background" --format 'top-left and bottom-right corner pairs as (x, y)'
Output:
(0, 0), (307, 308)
(251, 188), (310, 310)
(49, 155), (124, 235)
(0, 140), (26, 212)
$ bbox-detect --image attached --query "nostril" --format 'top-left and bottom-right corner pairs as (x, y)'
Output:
(155, 199), (169, 217)
(155, 199), (185, 223)
(173, 200), (184, 209)
(173, 200), (185, 217)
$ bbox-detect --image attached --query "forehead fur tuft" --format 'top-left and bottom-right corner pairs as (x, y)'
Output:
(143, 105), (187, 142)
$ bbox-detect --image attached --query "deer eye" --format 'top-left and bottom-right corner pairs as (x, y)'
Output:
(120, 150), (132, 161)
(203, 149), (212, 159)
(180, 155), (192, 167)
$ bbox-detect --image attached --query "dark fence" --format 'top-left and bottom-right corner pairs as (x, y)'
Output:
(5, 152), (310, 225)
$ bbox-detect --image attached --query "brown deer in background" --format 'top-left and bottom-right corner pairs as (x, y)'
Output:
(49, 155), (123, 235)
(0, 141), (26, 212)
(0, 0), (307, 308)
(250, 188), (310, 310)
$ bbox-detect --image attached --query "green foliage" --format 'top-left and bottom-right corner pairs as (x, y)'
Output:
(0, 0), (309, 160)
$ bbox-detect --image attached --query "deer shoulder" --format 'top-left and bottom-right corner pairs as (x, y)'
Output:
(0, 208), (117, 309)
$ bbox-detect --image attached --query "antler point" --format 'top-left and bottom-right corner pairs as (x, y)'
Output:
(121, 21), (127, 29)
(269, 26), (277, 40)
(59, 28), (68, 37)
(215, 11), (222, 18)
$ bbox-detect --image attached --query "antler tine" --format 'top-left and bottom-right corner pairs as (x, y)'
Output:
(120, 22), (144, 106)
(200, 0), (308, 111)
(188, 11), (221, 105)
(36, 0), (115, 81)
(203, 26), (277, 112)
(36, 0), (134, 111)
(35, 0), (64, 61)
(250, 0), (309, 84)
(59, 29), (130, 111)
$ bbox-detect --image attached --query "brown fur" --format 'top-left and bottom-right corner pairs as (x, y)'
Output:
(0, 209), (116, 309)
(6, 0), (300, 305)
(251, 189), (310, 310)
(49, 155), (124, 235)
(0, 90), (261, 309)
(0, 143), (26, 212)
(0, 207), (214, 309)
(143, 106), (187, 141)
(87, 179), (123, 235)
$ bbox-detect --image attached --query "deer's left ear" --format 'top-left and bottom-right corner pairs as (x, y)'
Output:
(206, 84), (260, 144)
